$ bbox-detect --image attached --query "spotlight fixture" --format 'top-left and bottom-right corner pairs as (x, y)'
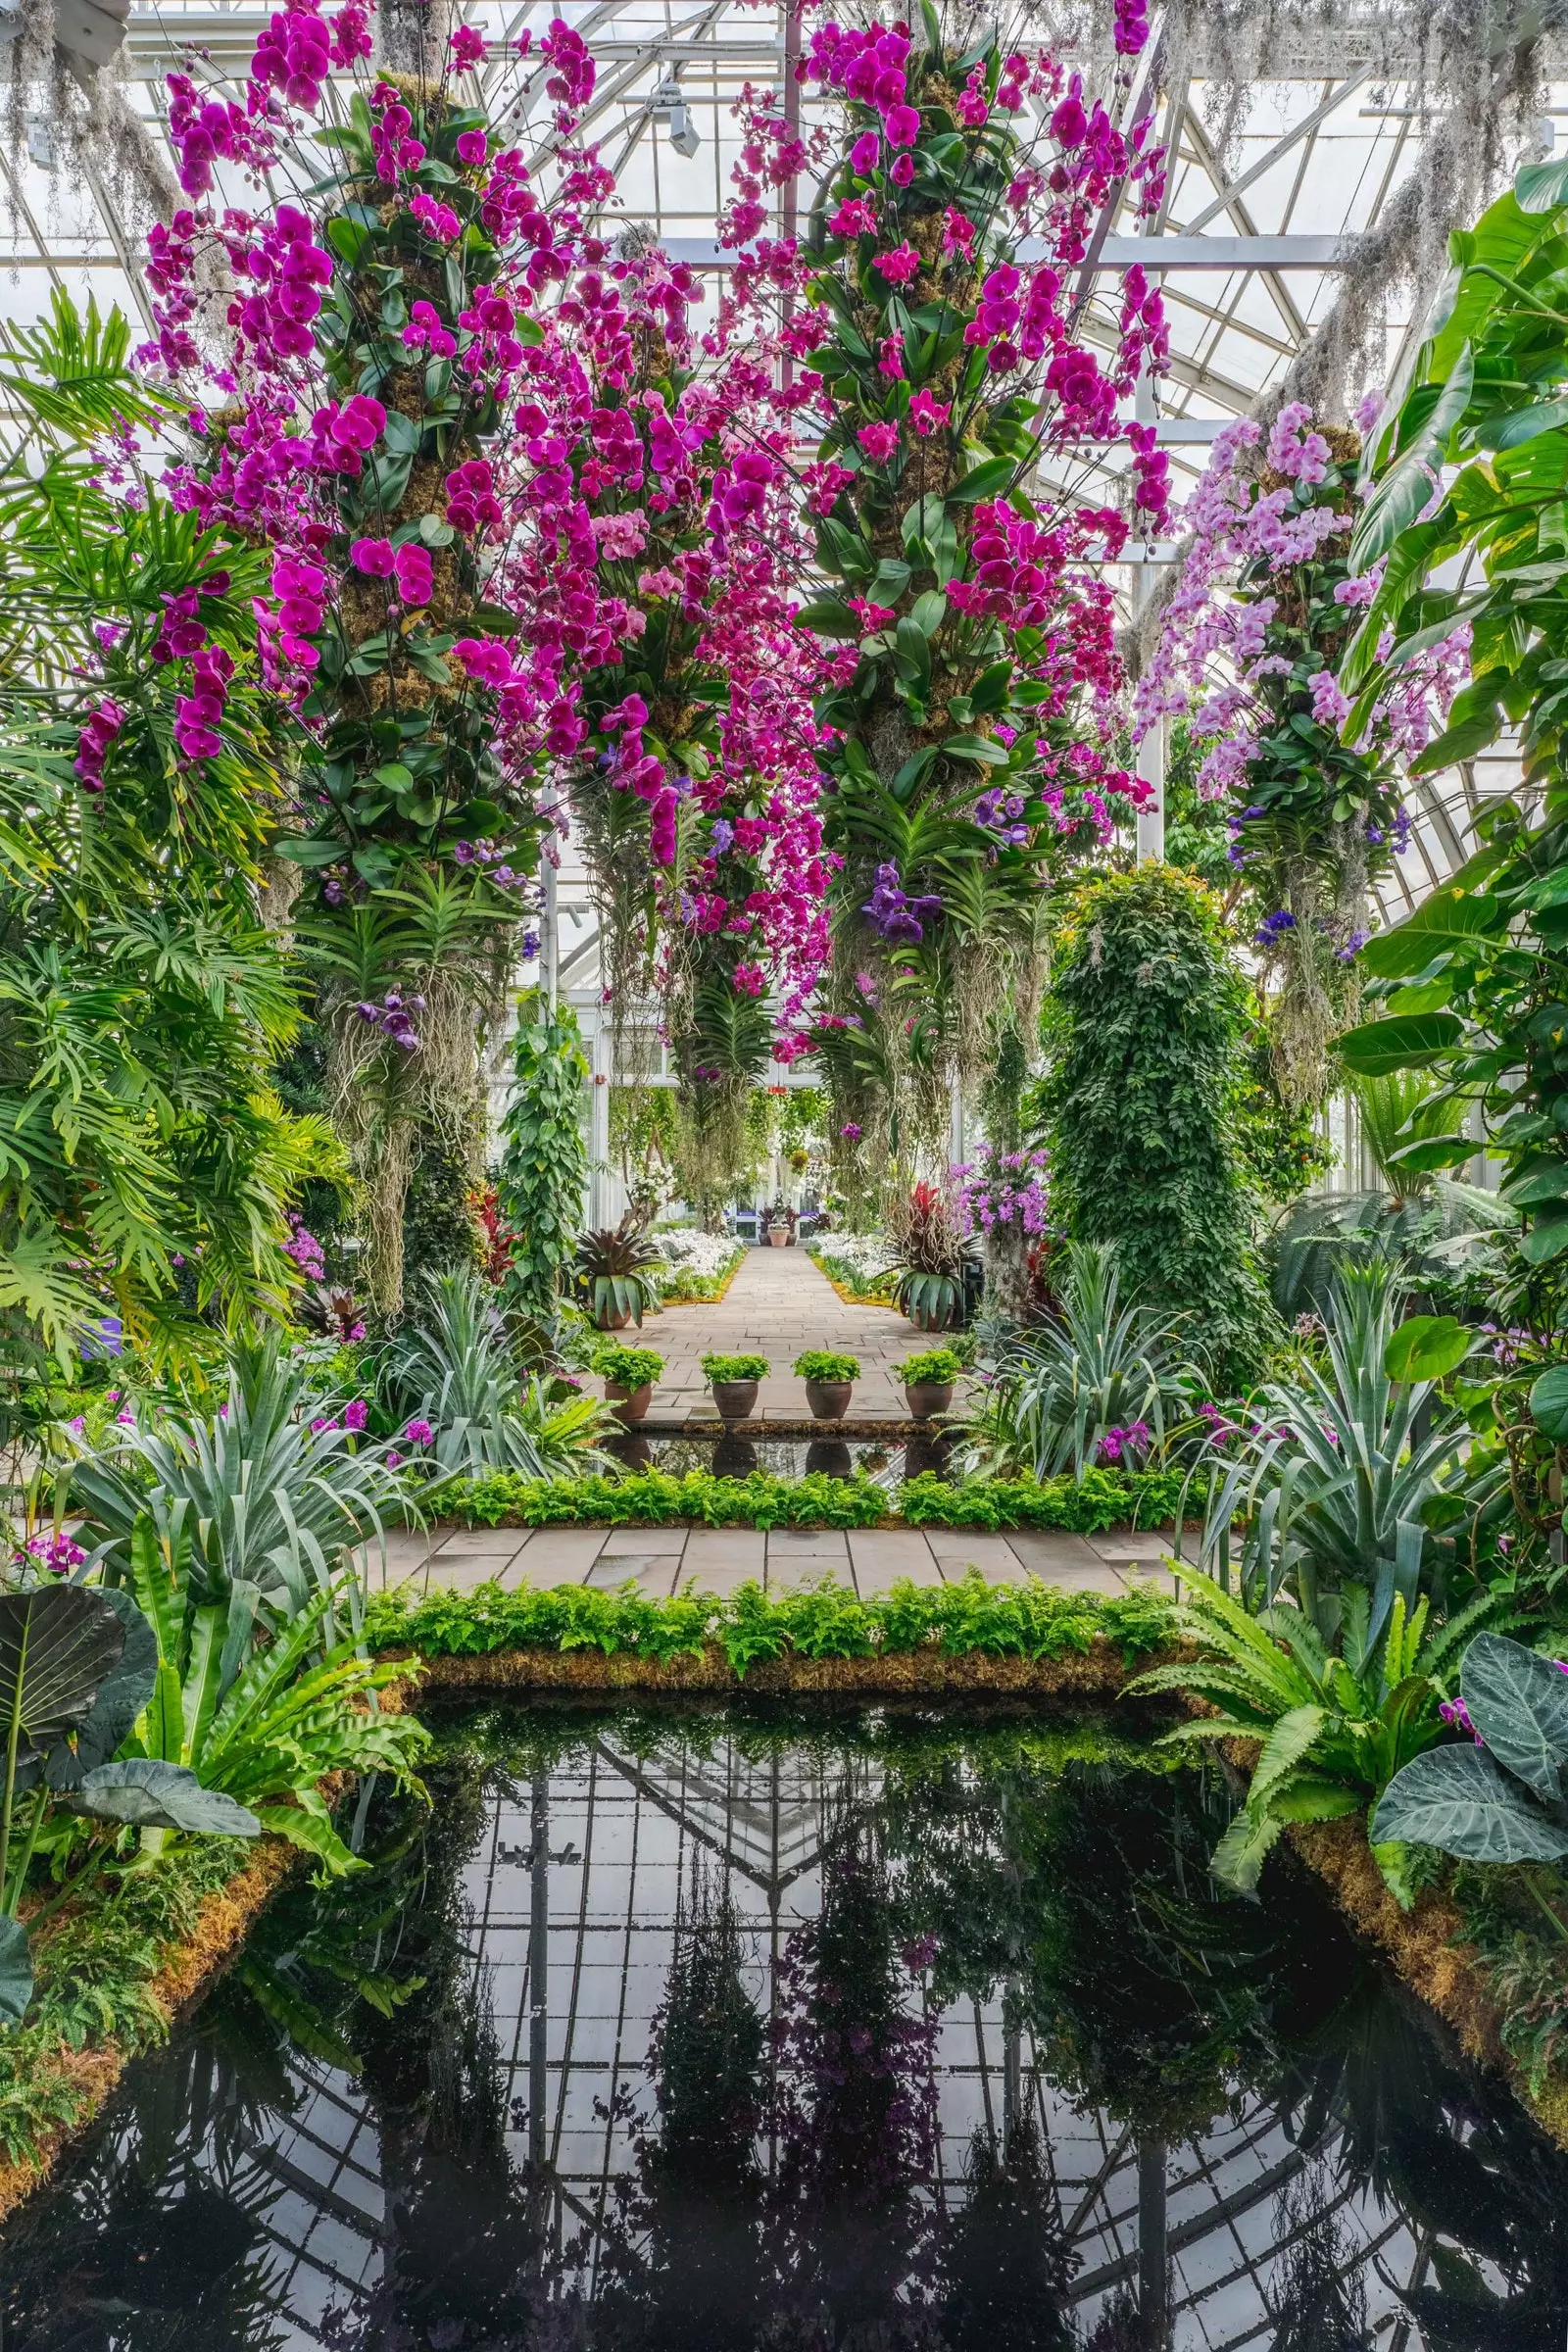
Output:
(650, 76), (701, 159)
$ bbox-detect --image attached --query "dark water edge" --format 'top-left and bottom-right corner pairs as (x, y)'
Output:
(603, 1431), (955, 1484)
(4, 1702), (1568, 2352)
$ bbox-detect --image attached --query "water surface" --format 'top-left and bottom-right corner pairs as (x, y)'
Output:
(4, 1704), (1565, 2351)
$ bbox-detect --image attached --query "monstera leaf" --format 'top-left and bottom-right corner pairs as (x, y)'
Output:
(71, 1760), (261, 1837)
(0, 1585), (124, 1765)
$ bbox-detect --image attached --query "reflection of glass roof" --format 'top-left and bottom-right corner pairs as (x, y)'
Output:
(3, 5), (1553, 919)
(51, 1732), (1446, 2346)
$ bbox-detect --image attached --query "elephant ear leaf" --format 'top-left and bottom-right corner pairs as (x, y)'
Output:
(1371, 1743), (1568, 1862)
(0, 1586), (124, 1764)
(42, 1588), (160, 1789)
(73, 1760), (261, 1838)
(1460, 1632), (1568, 1799)
(0, 1916), (32, 2027)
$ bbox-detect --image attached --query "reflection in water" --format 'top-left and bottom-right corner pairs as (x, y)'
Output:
(4, 1710), (1568, 2352)
(803, 1439), (855, 1479)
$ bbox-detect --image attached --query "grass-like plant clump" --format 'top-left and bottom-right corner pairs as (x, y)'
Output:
(431, 1464), (1190, 1534)
(701, 1352), (770, 1382)
(794, 1350), (860, 1381)
(365, 1569), (1177, 1675)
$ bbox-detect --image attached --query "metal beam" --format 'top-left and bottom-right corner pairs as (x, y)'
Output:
(658, 232), (1348, 270)
(1181, 69), (1375, 234)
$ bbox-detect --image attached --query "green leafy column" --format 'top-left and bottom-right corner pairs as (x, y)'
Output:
(496, 988), (588, 1318)
(1042, 868), (1275, 1386)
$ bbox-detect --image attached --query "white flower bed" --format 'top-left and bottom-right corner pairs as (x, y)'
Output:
(810, 1232), (893, 1283)
(651, 1229), (742, 1285)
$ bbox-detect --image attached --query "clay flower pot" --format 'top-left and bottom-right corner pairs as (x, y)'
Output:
(805, 1378), (854, 1421)
(710, 1378), (760, 1423)
(767, 1227), (790, 1248)
(905, 1380), (954, 1422)
(605, 1380), (653, 1425)
(908, 1301), (955, 1333)
(597, 1306), (634, 1332)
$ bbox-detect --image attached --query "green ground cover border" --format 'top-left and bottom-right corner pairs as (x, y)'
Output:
(364, 1572), (1178, 1672)
(431, 1465), (1191, 1533)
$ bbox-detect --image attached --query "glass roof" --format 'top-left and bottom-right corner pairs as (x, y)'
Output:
(0, 2), (1547, 924)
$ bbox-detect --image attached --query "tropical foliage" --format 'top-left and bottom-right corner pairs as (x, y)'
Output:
(1043, 868), (1276, 1384)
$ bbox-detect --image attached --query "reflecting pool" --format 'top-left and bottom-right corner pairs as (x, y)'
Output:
(4, 1703), (1567, 2350)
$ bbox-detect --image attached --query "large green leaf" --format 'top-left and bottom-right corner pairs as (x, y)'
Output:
(1371, 1742), (1568, 1861)
(1460, 1632), (1568, 1799)
(1529, 1363), (1568, 1442)
(1383, 1315), (1472, 1384)
(73, 1759), (261, 1836)
(42, 1587), (159, 1788)
(1336, 1011), (1465, 1075)
(0, 1916), (32, 2026)
(0, 1586), (123, 1765)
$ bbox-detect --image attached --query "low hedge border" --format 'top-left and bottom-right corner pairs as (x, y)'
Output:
(364, 1572), (1179, 1675)
(432, 1465), (1192, 1534)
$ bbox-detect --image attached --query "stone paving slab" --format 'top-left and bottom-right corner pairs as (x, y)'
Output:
(848, 1529), (942, 1596)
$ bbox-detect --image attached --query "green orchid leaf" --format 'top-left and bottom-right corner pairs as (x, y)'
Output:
(1529, 1363), (1568, 1442)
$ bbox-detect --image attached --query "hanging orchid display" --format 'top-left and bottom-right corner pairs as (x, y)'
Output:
(751, 0), (1173, 1152)
(1136, 404), (1471, 1107)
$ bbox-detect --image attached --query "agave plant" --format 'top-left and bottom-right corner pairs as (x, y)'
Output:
(961, 1242), (1197, 1482)
(384, 1269), (613, 1475)
(1182, 1266), (1500, 1638)
(1130, 1571), (1500, 1895)
(66, 1338), (407, 1640)
(576, 1214), (662, 1330)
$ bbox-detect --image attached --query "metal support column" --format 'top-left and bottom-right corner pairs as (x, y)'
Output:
(541, 854), (559, 1012)
(528, 1770), (550, 2175)
(1133, 360), (1166, 864)
(1138, 2138), (1170, 2344)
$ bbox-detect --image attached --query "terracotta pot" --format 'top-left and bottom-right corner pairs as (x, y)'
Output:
(805, 1378), (853, 1421)
(605, 1379), (653, 1425)
(596, 1306), (634, 1332)
(905, 1379), (954, 1422)
(767, 1228), (790, 1248)
(908, 1301), (955, 1333)
(710, 1378), (760, 1424)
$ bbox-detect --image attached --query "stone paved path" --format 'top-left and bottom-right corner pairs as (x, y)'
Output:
(612, 1243), (927, 1424)
(366, 1246), (1179, 1603)
(368, 1521), (1177, 1601)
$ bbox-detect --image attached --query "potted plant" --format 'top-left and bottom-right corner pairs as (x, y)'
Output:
(596, 1343), (663, 1425)
(887, 1181), (969, 1330)
(894, 1347), (962, 1421)
(702, 1351), (768, 1423)
(576, 1214), (662, 1329)
(764, 1200), (797, 1248)
(795, 1348), (859, 1420)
